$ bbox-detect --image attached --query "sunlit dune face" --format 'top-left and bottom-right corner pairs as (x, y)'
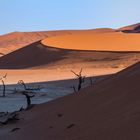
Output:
(42, 32), (140, 51)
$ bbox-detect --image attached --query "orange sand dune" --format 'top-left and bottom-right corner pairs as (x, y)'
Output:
(0, 41), (140, 69)
(2, 57), (140, 140)
(1, 22), (140, 56)
(42, 32), (140, 51)
(0, 28), (115, 55)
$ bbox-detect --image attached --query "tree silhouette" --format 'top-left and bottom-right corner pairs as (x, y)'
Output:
(71, 68), (85, 91)
(22, 91), (35, 109)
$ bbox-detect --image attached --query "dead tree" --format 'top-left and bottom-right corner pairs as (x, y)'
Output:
(71, 68), (85, 91)
(22, 92), (35, 109)
(18, 80), (27, 90)
(0, 74), (7, 97)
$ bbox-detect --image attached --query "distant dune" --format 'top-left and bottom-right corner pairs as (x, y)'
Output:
(2, 58), (140, 140)
(118, 23), (140, 33)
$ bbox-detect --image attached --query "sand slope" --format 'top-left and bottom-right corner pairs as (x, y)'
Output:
(0, 40), (140, 69)
(2, 59), (140, 140)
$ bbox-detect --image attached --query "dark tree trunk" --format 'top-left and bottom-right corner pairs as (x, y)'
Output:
(22, 92), (34, 109)
(2, 80), (5, 97)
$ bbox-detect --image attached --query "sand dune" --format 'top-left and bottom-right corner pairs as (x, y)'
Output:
(0, 31), (49, 55)
(0, 28), (115, 56)
(0, 30), (78, 55)
(118, 23), (140, 33)
(0, 40), (140, 69)
(1, 57), (140, 140)
(42, 32), (140, 51)
(1, 23), (140, 56)
(1, 23), (140, 139)
(0, 24), (140, 84)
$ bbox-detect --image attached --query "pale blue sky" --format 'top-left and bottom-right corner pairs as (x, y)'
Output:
(0, 0), (140, 34)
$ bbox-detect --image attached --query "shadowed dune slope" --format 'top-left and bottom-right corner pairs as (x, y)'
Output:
(0, 41), (71, 69)
(42, 32), (140, 51)
(0, 40), (140, 69)
(118, 23), (140, 33)
(2, 60), (140, 140)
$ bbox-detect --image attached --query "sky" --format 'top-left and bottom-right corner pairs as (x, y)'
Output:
(0, 0), (140, 35)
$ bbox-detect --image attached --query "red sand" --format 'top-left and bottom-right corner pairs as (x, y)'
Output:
(1, 61), (140, 140)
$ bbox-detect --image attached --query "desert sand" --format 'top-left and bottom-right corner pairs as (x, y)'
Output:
(1, 58), (140, 140)
(0, 40), (140, 84)
(1, 23), (140, 139)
